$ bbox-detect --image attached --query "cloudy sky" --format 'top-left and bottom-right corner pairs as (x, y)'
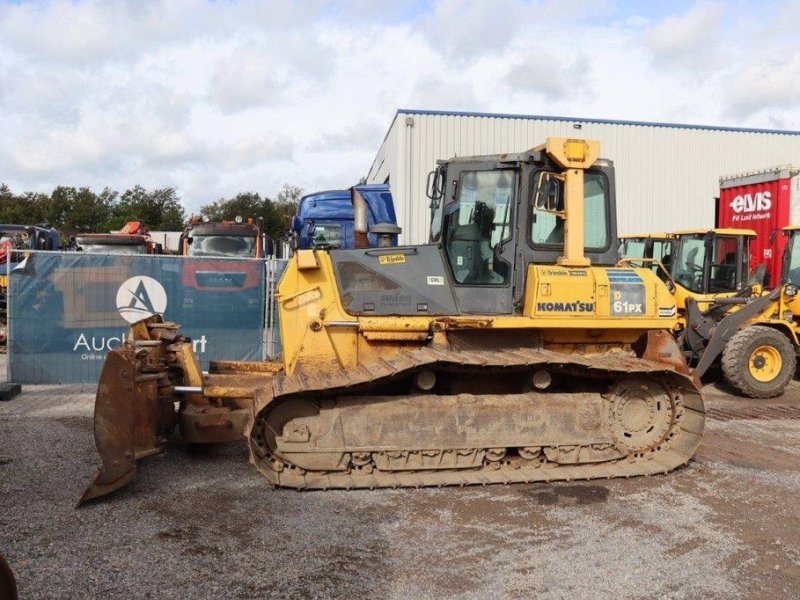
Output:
(1, 0), (799, 212)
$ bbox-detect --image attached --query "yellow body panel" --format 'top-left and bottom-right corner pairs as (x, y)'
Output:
(277, 251), (680, 376)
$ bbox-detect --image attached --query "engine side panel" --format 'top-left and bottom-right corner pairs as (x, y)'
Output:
(330, 245), (459, 316)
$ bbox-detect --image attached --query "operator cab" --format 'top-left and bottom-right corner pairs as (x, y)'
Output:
(619, 234), (673, 274)
(783, 226), (800, 287)
(670, 229), (756, 297)
(427, 143), (617, 313)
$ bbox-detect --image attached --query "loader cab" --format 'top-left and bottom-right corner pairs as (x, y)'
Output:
(427, 145), (618, 313)
(783, 226), (800, 287)
(779, 226), (800, 319)
(669, 229), (755, 309)
(619, 234), (673, 274)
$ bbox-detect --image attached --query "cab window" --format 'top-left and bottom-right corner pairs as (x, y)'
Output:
(621, 239), (645, 259)
(530, 171), (609, 249)
(787, 234), (800, 286)
(708, 236), (738, 293)
(673, 235), (706, 293)
(443, 170), (514, 285)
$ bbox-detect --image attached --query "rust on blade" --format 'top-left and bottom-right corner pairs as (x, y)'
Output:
(77, 348), (167, 506)
(209, 359), (283, 374)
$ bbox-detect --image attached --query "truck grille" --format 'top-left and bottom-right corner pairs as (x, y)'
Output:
(195, 271), (247, 288)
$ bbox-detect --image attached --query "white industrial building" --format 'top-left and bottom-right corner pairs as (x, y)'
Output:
(366, 109), (800, 244)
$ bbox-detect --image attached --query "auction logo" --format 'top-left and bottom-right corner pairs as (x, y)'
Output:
(116, 276), (167, 323)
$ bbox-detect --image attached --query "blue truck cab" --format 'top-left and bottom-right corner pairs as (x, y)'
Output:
(292, 184), (399, 250)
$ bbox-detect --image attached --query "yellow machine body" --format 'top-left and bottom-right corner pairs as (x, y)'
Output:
(80, 138), (705, 503)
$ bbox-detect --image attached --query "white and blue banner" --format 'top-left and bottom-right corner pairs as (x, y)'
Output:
(7, 252), (287, 384)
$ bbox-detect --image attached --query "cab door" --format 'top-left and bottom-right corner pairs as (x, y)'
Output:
(440, 164), (518, 314)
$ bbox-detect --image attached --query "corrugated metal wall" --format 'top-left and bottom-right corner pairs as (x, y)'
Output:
(367, 111), (800, 245)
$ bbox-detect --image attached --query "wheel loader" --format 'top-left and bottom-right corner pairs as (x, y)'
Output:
(620, 228), (800, 398)
(619, 233), (673, 274)
(79, 138), (705, 505)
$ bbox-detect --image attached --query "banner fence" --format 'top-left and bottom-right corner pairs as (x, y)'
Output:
(7, 251), (288, 384)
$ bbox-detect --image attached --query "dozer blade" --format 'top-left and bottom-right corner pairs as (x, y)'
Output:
(79, 315), (265, 506)
(78, 320), (179, 506)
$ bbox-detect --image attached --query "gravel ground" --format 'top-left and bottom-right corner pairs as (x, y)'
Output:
(3, 354), (800, 599)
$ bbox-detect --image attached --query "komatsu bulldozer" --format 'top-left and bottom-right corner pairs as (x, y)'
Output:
(620, 228), (800, 398)
(79, 138), (705, 505)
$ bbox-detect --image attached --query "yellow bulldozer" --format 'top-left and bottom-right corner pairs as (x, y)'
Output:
(79, 138), (705, 504)
(620, 229), (800, 398)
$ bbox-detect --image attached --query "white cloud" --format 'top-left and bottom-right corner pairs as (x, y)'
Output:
(505, 53), (591, 103)
(207, 46), (281, 113)
(643, 1), (725, 70)
(0, 0), (799, 212)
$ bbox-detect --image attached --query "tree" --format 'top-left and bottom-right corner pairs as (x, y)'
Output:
(266, 184), (303, 240)
(51, 186), (115, 233)
(114, 186), (186, 230)
(198, 184), (303, 242)
(0, 185), (25, 224)
(199, 192), (266, 223)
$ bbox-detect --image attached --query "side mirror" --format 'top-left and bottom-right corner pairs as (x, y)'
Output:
(306, 221), (316, 236)
(186, 237), (193, 245)
(533, 171), (565, 214)
(154, 243), (164, 255)
(426, 166), (444, 201)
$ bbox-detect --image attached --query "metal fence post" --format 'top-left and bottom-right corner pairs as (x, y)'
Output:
(5, 247), (9, 382)
(266, 256), (275, 359)
(261, 256), (271, 361)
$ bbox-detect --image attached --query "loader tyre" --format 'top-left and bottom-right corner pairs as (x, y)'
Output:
(721, 326), (796, 398)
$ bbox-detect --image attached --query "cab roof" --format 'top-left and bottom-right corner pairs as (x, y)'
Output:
(671, 228), (757, 237)
(619, 233), (670, 240)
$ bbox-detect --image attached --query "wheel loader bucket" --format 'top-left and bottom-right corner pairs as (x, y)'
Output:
(77, 317), (179, 506)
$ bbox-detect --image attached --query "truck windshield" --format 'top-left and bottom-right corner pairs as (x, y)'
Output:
(310, 224), (343, 249)
(78, 242), (147, 255)
(188, 234), (257, 257)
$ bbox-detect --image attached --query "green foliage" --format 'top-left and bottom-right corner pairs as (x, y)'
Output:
(50, 186), (116, 233)
(0, 182), (301, 245)
(116, 186), (186, 231)
(198, 184), (302, 241)
(0, 183), (187, 235)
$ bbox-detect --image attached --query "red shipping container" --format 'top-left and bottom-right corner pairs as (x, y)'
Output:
(718, 166), (800, 287)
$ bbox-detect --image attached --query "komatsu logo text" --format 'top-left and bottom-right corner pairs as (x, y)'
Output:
(537, 301), (594, 313)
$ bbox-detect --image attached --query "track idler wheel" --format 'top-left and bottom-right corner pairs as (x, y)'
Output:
(608, 378), (675, 456)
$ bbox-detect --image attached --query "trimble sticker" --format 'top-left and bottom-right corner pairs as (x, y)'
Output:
(379, 254), (406, 265)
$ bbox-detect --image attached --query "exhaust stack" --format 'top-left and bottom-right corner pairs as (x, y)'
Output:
(351, 187), (369, 249)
